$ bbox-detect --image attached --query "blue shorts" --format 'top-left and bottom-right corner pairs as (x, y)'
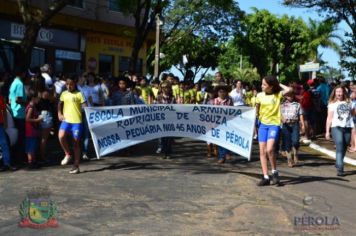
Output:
(59, 122), (83, 139)
(258, 123), (280, 143)
(25, 137), (39, 154)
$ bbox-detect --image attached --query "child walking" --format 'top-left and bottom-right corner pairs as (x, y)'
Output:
(203, 86), (218, 158)
(155, 81), (176, 159)
(25, 89), (42, 168)
(281, 91), (305, 167)
(213, 84), (233, 164)
(256, 76), (292, 186)
(58, 75), (87, 174)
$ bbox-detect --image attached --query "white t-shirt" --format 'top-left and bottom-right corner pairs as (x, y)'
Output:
(88, 84), (102, 105)
(54, 80), (66, 96)
(41, 73), (53, 90)
(230, 89), (245, 106)
(78, 85), (92, 107)
(328, 101), (354, 128)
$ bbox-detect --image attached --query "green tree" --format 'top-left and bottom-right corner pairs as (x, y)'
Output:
(146, 0), (243, 80)
(235, 9), (310, 82)
(283, 0), (355, 35)
(217, 41), (260, 83)
(340, 34), (356, 79)
(284, 0), (356, 78)
(307, 18), (342, 60)
(116, 0), (168, 74)
(159, 32), (221, 81)
(3, 0), (71, 70)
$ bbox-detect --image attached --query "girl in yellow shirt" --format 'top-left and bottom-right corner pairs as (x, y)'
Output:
(255, 76), (292, 186)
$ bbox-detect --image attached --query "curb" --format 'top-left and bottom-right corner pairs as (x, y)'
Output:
(308, 142), (356, 167)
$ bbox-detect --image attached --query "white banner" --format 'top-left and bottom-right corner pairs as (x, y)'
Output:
(84, 105), (256, 160)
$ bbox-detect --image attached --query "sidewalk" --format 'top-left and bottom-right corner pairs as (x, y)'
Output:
(303, 135), (356, 166)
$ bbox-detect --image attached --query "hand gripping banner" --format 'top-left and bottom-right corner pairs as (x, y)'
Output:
(84, 104), (256, 160)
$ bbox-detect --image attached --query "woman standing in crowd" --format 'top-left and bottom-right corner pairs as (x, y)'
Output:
(325, 86), (354, 176)
(229, 80), (245, 106)
(256, 76), (292, 186)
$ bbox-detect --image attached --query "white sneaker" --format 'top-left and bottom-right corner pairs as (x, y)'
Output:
(156, 147), (162, 154)
(69, 167), (80, 174)
(82, 154), (89, 160)
(302, 139), (311, 144)
(61, 155), (71, 165)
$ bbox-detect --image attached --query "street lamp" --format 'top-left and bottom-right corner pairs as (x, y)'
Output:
(154, 14), (164, 79)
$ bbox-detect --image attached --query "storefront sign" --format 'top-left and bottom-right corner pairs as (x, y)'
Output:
(0, 19), (79, 50)
(55, 50), (81, 60)
(86, 34), (132, 48)
(11, 23), (54, 42)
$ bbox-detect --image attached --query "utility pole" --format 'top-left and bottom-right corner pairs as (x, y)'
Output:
(154, 14), (161, 79)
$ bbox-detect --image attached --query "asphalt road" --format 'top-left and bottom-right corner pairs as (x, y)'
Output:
(0, 137), (355, 235)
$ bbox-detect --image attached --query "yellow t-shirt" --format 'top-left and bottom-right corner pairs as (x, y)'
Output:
(152, 87), (159, 99)
(172, 84), (179, 98)
(189, 89), (196, 101)
(250, 96), (257, 108)
(256, 91), (283, 125)
(177, 89), (192, 104)
(139, 86), (153, 104)
(60, 90), (86, 124)
(196, 91), (203, 104)
(245, 91), (253, 106)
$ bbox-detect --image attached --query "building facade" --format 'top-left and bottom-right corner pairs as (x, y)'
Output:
(0, 0), (152, 76)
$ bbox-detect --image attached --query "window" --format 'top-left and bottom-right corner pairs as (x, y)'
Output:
(31, 48), (45, 68)
(0, 44), (14, 72)
(119, 57), (143, 75)
(108, 0), (121, 12)
(99, 54), (114, 75)
(69, 0), (84, 8)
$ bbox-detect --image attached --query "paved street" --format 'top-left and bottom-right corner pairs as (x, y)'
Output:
(0, 137), (356, 235)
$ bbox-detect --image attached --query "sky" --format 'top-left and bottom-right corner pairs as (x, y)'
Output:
(169, 0), (350, 81)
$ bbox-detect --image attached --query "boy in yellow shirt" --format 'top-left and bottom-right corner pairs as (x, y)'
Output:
(58, 75), (87, 174)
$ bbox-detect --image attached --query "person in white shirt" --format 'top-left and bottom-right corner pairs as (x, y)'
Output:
(40, 64), (54, 91)
(325, 85), (355, 176)
(229, 80), (246, 106)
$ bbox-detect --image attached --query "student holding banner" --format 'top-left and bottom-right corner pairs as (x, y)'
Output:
(213, 84), (233, 164)
(256, 76), (292, 186)
(155, 81), (176, 159)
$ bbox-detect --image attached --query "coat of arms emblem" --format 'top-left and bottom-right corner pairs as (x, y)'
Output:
(19, 187), (58, 228)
